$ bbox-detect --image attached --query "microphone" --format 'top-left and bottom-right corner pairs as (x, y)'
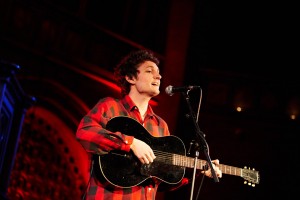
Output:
(165, 85), (201, 96)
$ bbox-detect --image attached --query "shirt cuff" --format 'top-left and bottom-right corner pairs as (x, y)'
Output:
(121, 135), (134, 152)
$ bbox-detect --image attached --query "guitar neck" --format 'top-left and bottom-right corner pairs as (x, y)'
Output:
(172, 154), (242, 177)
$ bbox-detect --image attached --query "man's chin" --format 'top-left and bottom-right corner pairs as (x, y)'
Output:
(150, 90), (160, 97)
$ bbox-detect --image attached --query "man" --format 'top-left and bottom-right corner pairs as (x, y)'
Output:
(76, 49), (222, 199)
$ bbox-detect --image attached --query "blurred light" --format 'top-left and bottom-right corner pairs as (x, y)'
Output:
(236, 106), (242, 112)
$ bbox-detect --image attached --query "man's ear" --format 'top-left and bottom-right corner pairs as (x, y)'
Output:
(125, 75), (135, 84)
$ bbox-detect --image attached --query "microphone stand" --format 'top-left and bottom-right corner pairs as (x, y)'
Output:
(181, 90), (219, 200)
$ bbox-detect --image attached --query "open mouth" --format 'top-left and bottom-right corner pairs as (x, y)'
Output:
(152, 82), (160, 87)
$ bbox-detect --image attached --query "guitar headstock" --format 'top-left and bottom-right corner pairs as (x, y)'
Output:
(241, 166), (260, 187)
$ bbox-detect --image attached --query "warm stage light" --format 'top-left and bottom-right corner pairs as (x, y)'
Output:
(236, 106), (242, 112)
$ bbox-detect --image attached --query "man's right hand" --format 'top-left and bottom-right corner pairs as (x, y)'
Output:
(130, 138), (156, 164)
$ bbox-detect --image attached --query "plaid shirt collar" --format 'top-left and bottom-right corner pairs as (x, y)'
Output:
(121, 95), (155, 117)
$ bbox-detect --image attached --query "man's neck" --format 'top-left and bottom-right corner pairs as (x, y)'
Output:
(128, 92), (150, 118)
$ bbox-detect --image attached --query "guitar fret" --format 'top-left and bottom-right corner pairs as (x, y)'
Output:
(220, 165), (241, 176)
(172, 154), (205, 169)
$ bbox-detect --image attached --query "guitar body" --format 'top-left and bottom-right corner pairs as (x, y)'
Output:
(94, 116), (186, 188)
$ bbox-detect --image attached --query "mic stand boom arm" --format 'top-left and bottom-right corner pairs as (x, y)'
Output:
(181, 91), (219, 183)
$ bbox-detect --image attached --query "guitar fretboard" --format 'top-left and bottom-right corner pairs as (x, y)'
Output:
(154, 150), (242, 177)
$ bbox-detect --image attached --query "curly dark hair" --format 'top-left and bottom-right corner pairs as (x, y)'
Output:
(114, 49), (160, 96)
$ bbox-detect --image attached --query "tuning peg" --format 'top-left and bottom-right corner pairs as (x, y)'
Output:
(244, 181), (256, 187)
(248, 182), (255, 187)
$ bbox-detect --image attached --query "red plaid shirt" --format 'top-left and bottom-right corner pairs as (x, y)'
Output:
(76, 95), (187, 200)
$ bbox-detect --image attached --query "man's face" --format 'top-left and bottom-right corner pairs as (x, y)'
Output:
(130, 61), (162, 97)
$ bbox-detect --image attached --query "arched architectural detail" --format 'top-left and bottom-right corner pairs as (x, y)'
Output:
(7, 106), (89, 199)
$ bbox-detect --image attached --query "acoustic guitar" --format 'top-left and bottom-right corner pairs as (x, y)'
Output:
(93, 116), (260, 188)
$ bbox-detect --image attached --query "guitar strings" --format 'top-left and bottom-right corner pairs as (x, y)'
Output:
(152, 150), (249, 178)
(152, 150), (205, 169)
